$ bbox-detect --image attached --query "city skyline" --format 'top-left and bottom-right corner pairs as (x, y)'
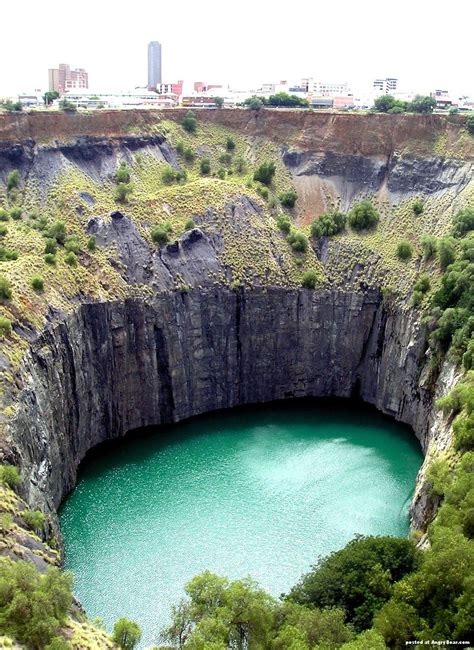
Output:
(0, 0), (472, 98)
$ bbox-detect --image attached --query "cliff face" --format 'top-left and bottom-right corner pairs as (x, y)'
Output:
(10, 286), (436, 531)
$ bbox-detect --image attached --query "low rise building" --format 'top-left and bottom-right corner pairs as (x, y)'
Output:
(48, 64), (88, 93)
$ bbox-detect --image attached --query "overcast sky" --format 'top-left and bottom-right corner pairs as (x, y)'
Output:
(0, 0), (472, 98)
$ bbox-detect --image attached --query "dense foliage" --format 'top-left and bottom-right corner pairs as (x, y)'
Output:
(311, 212), (347, 238)
(348, 200), (379, 230)
(372, 95), (436, 114)
(244, 93), (308, 108)
(253, 161), (276, 186)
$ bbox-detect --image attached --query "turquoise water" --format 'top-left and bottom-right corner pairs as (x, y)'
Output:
(59, 400), (422, 647)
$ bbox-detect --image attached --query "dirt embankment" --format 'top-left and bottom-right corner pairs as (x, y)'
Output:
(0, 109), (472, 158)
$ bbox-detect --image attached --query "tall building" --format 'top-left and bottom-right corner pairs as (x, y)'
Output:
(148, 41), (162, 90)
(48, 64), (88, 93)
(373, 78), (398, 95)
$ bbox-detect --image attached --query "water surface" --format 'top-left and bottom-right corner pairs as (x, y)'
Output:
(60, 399), (422, 647)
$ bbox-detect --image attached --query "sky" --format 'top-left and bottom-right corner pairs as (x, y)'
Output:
(0, 0), (472, 98)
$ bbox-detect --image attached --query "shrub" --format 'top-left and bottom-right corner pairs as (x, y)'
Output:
(396, 240), (413, 260)
(420, 234), (438, 260)
(348, 200), (379, 230)
(409, 95), (436, 114)
(413, 273), (430, 293)
(219, 152), (232, 166)
(22, 510), (45, 530)
(44, 238), (57, 255)
(254, 161), (276, 186)
(65, 236), (81, 253)
(276, 215), (291, 234)
(0, 209), (9, 222)
(0, 513), (13, 532)
(412, 199), (424, 215)
(31, 275), (44, 292)
(9, 207), (22, 220)
(47, 221), (67, 245)
(226, 137), (236, 152)
(6, 170), (20, 192)
(302, 270), (318, 289)
(467, 116), (474, 135)
(279, 190), (297, 208)
(44, 253), (56, 265)
(0, 225), (7, 238)
(151, 224), (172, 245)
(287, 231), (309, 253)
(234, 157), (246, 174)
(217, 167), (226, 180)
(45, 638), (72, 650)
(182, 110), (197, 133)
(438, 237), (456, 270)
(452, 207), (474, 238)
(0, 316), (12, 336)
(175, 169), (187, 184)
(59, 98), (77, 112)
(412, 290), (423, 307)
(200, 157), (211, 175)
(311, 212), (347, 238)
(176, 141), (185, 155)
(64, 252), (77, 267)
(183, 147), (195, 163)
(87, 235), (96, 251)
(256, 185), (269, 200)
(114, 183), (133, 203)
(0, 464), (21, 489)
(112, 618), (142, 650)
(0, 276), (12, 300)
(245, 96), (264, 111)
(184, 219), (195, 230)
(115, 162), (131, 184)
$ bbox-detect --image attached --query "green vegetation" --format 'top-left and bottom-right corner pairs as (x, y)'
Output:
(279, 190), (297, 208)
(22, 510), (45, 531)
(410, 95), (437, 114)
(396, 240), (413, 260)
(47, 221), (67, 245)
(31, 275), (45, 292)
(6, 171), (20, 193)
(0, 276), (12, 300)
(311, 212), (347, 238)
(184, 219), (195, 230)
(452, 207), (474, 238)
(467, 115), (474, 135)
(115, 182), (133, 203)
(44, 253), (56, 265)
(182, 110), (197, 133)
(87, 235), (96, 251)
(9, 208), (22, 221)
(412, 199), (424, 215)
(226, 137), (236, 152)
(244, 96), (264, 110)
(112, 618), (141, 650)
(115, 162), (132, 184)
(420, 234), (438, 260)
(151, 223), (173, 246)
(276, 215), (291, 234)
(43, 91), (59, 106)
(372, 94), (436, 114)
(0, 465), (21, 489)
(245, 93), (309, 108)
(58, 99), (77, 113)
(200, 157), (211, 175)
(0, 317), (12, 336)
(438, 237), (456, 270)
(302, 270), (318, 289)
(254, 161), (276, 186)
(0, 560), (73, 648)
(287, 231), (308, 253)
(348, 200), (379, 230)
(64, 252), (77, 267)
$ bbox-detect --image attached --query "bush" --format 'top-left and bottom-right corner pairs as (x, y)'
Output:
(182, 110), (197, 133)
(31, 275), (44, 292)
(9, 207), (22, 220)
(151, 224), (172, 245)
(245, 96), (264, 111)
(183, 147), (195, 163)
(0, 316), (12, 336)
(438, 237), (456, 270)
(59, 98), (77, 112)
(0, 209), (9, 222)
(234, 157), (246, 174)
(64, 252), (77, 267)
(348, 200), (379, 230)
(413, 273), (430, 293)
(47, 221), (67, 245)
(311, 212), (347, 238)
(412, 290), (423, 307)
(0, 275), (12, 299)
(22, 510), (45, 531)
(87, 235), (96, 251)
(184, 219), (195, 230)
(45, 638), (72, 650)
(276, 215), (291, 234)
(44, 238), (58, 255)
(409, 95), (436, 114)
(0, 464), (21, 489)
(0, 225), (7, 238)
(6, 170), (20, 192)
(420, 234), (438, 260)
(254, 161), (276, 186)
(176, 141), (185, 155)
(256, 185), (268, 200)
(200, 157), (211, 175)
(288, 536), (420, 632)
(452, 207), (474, 238)
(65, 236), (81, 254)
(44, 253), (56, 265)
(412, 199), (424, 215)
(115, 162), (131, 184)
(279, 190), (297, 208)
(287, 231), (308, 253)
(217, 167), (226, 180)
(114, 183), (133, 203)
(467, 116), (474, 135)
(226, 137), (236, 152)
(112, 618), (142, 650)
(396, 240), (413, 260)
(302, 270), (318, 289)
(0, 560), (73, 648)
(219, 152), (232, 166)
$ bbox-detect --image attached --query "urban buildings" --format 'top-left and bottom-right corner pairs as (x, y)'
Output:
(373, 78), (398, 95)
(148, 41), (162, 90)
(48, 64), (88, 93)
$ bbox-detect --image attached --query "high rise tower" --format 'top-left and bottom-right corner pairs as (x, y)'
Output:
(148, 41), (162, 90)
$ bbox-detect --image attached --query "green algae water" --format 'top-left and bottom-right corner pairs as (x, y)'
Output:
(60, 400), (422, 647)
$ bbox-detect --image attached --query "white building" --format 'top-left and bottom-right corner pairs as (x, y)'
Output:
(53, 90), (177, 109)
(373, 78), (398, 95)
(301, 78), (351, 97)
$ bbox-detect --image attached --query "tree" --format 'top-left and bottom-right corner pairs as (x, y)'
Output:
(7, 170), (20, 192)
(182, 110), (197, 133)
(452, 207), (474, 238)
(267, 92), (309, 108)
(420, 234), (438, 260)
(59, 99), (77, 112)
(244, 96), (264, 111)
(254, 161), (276, 186)
(115, 162), (131, 184)
(47, 221), (67, 245)
(226, 137), (236, 152)
(113, 618), (141, 650)
(409, 95), (436, 114)
(438, 237), (456, 270)
(373, 95), (397, 112)
(115, 183), (133, 203)
(151, 223), (172, 245)
(43, 91), (60, 106)
(467, 116), (474, 135)
(348, 200), (379, 230)
(214, 96), (224, 108)
(287, 231), (308, 253)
